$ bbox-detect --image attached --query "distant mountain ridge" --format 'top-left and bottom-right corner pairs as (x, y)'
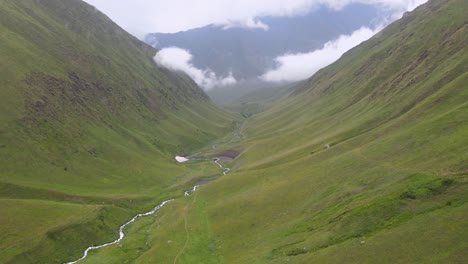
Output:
(145, 3), (386, 82)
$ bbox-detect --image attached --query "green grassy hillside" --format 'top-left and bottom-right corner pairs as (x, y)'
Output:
(96, 0), (466, 263)
(0, 0), (237, 263)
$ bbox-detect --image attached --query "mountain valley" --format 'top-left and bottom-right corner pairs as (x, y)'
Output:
(0, 0), (466, 263)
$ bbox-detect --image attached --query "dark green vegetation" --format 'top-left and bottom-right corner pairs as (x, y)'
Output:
(78, 0), (466, 263)
(0, 0), (236, 263)
(1, 0), (467, 263)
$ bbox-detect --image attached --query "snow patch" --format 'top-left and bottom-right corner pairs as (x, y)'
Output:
(175, 156), (189, 163)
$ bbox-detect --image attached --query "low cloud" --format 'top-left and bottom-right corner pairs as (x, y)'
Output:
(222, 17), (269, 31)
(260, 25), (383, 82)
(154, 47), (236, 90)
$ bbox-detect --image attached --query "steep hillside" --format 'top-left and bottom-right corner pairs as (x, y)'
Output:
(0, 0), (236, 263)
(98, 0), (466, 263)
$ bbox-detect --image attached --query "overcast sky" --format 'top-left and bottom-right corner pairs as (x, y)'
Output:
(83, 0), (427, 38)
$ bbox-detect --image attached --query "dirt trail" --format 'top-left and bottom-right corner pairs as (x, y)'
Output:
(173, 157), (231, 264)
(173, 206), (190, 264)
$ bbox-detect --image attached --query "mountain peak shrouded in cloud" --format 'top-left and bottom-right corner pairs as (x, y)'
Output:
(83, 0), (427, 91)
(146, 3), (383, 90)
(84, 0), (427, 35)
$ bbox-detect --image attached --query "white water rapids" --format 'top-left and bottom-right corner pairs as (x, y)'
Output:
(184, 185), (199, 196)
(64, 157), (230, 263)
(214, 158), (231, 175)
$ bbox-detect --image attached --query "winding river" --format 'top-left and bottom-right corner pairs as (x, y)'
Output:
(64, 157), (231, 264)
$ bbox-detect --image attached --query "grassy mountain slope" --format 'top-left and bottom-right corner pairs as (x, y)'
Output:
(95, 0), (467, 263)
(0, 0), (237, 263)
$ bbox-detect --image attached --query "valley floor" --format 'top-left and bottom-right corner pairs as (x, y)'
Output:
(64, 113), (468, 264)
(1, 1), (466, 263)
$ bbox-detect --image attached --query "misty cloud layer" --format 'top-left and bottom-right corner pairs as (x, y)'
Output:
(222, 18), (269, 31)
(154, 48), (236, 90)
(260, 26), (383, 82)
